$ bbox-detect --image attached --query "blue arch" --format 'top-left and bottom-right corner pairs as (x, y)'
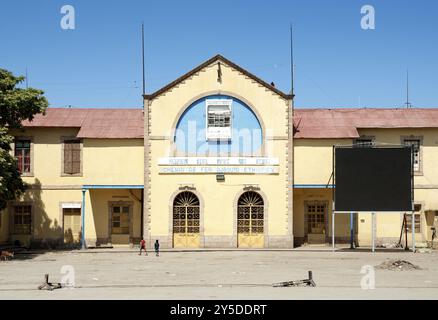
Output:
(174, 95), (263, 155)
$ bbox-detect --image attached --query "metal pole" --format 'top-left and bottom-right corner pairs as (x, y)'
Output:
(350, 212), (354, 249)
(140, 189), (144, 239)
(332, 146), (336, 252)
(290, 23), (294, 96)
(403, 214), (409, 250)
(410, 143), (415, 252)
(332, 209), (335, 251)
(141, 23), (145, 96)
(412, 211), (416, 252)
(81, 189), (86, 250)
(372, 212), (375, 252)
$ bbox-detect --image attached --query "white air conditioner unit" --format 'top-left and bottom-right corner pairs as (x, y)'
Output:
(206, 99), (232, 140)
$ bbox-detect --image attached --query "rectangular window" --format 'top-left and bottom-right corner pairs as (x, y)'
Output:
(405, 213), (421, 234)
(403, 138), (421, 172)
(13, 205), (32, 235)
(206, 100), (232, 140)
(354, 138), (374, 148)
(63, 140), (81, 175)
(306, 203), (326, 234)
(111, 205), (130, 234)
(14, 140), (31, 174)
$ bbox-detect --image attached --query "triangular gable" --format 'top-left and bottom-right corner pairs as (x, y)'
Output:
(143, 54), (293, 101)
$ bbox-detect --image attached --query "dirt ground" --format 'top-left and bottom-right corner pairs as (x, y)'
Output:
(1, 248), (437, 300)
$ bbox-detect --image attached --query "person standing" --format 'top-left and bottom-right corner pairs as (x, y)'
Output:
(154, 240), (160, 257)
(139, 238), (148, 256)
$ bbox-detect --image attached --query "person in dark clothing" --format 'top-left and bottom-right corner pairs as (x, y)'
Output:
(139, 238), (148, 256)
(154, 240), (160, 257)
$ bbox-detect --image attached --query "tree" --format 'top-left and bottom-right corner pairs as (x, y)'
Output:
(0, 69), (48, 210)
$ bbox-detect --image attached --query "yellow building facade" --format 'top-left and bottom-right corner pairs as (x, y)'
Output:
(0, 111), (145, 248)
(143, 55), (293, 249)
(1, 55), (437, 249)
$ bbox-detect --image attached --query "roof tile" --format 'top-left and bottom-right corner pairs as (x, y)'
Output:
(294, 108), (438, 138)
(23, 107), (438, 140)
(23, 108), (143, 139)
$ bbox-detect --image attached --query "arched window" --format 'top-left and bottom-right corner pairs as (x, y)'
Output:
(173, 192), (200, 235)
(237, 191), (264, 235)
(174, 95), (263, 156)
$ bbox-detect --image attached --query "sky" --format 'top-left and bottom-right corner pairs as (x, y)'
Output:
(0, 0), (437, 109)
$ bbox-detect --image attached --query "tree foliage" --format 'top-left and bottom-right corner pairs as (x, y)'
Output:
(0, 69), (48, 210)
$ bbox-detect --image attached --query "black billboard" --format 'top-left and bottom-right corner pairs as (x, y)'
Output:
(334, 147), (413, 212)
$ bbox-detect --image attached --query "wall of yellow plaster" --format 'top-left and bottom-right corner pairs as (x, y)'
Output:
(13, 127), (82, 186)
(86, 189), (142, 244)
(293, 139), (350, 185)
(294, 128), (438, 244)
(149, 140), (289, 238)
(357, 128), (438, 186)
(4, 189), (81, 245)
(1, 188), (142, 246)
(10, 128), (144, 187)
(147, 62), (291, 244)
(293, 188), (350, 239)
(3, 128), (145, 246)
(83, 139), (144, 186)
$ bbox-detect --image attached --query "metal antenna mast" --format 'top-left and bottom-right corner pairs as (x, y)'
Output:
(290, 23), (295, 96)
(142, 22), (146, 96)
(405, 69), (412, 108)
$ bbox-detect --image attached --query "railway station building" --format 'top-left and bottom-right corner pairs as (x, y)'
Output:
(1, 55), (438, 249)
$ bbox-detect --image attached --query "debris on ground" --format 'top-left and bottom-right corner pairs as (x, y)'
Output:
(38, 274), (63, 291)
(416, 248), (433, 254)
(273, 271), (316, 287)
(379, 242), (398, 249)
(375, 259), (421, 271)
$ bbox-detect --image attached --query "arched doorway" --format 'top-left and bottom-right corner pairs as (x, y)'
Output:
(237, 191), (264, 248)
(173, 191), (200, 248)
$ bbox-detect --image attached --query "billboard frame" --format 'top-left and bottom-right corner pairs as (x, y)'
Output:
(331, 144), (415, 252)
